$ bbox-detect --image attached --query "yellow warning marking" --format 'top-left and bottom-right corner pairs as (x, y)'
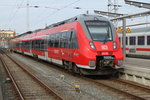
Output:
(61, 30), (68, 32)
(117, 27), (122, 33)
(117, 27), (131, 33)
(126, 27), (131, 33)
(74, 85), (80, 88)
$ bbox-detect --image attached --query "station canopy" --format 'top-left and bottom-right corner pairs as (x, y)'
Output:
(125, 0), (150, 9)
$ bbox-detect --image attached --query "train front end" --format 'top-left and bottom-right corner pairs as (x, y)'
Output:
(76, 15), (124, 75)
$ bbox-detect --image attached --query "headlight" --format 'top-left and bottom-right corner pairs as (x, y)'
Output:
(113, 42), (117, 49)
(89, 42), (96, 50)
(88, 60), (95, 67)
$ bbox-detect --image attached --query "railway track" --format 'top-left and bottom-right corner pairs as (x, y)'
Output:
(91, 78), (150, 100)
(28, 56), (150, 100)
(9, 52), (150, 100)
(9, 53), (102, 100)
(0, 52), (63, 100)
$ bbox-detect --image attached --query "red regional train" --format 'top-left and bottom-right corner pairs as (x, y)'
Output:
(9, 14), (124, 75)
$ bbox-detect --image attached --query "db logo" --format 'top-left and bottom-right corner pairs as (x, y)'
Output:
(101, 45), (108, 50)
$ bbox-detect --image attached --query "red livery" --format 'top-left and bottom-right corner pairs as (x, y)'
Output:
(9, 14), (124, 75)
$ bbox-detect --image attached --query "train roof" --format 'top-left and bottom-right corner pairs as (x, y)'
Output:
(13, 14), (109, 39)
(44, 14), (108, 29)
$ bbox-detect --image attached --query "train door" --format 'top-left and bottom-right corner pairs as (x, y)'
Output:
(67, 31), (73, 61)
(19, 42), (22, 52)
(60, 31), (72, 61)
(60, 32), (68, 60)
(29, 41), (32, 54)
(44, 36), (49, 60)
(68, 30), (78, 61)
(47, 34), (53, 62)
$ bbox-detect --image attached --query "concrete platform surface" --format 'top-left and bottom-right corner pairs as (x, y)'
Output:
(124, 58), (150, 69)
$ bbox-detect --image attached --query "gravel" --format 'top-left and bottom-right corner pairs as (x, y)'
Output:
(0, 55), (19, 100)
(11, 53), (120, 100)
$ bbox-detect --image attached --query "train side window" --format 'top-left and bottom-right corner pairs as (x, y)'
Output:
(55, 34), (59, 48)
(70, 30), (78, 49)
(59, 33), (63, 48)
(37, 40), (40, 50)
(44, 37), (48, 51)
(34, 40), (37, 50)
(29, 41), (32, 49)
(65, 31), (71, 48)
(147, 36), (150, 45)
(51, 34), (55, 47)
(58, 33), (62, 48)
(48, 35), (52, 47)
(126, 37), (128, 45)
(40, 40), (44, 51)
(64, 32), (69, 48)
(38, 40), (41, 50)
(25, 41), (29, 49)
(129, 36), (136, 45)
(61, 32), (67, 48)
(138, 36), (145, 45)
(33, 41), (36, 50)
(26, 41), (28, 49)
(35, 40), (38, 50)
(32, 41), (35, 50)
(68, 31), (73, 48)
(24, 42), (26, 48)
(33, 40), (36, 50)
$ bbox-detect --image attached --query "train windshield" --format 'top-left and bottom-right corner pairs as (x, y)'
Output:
(85, 21), (112, 41)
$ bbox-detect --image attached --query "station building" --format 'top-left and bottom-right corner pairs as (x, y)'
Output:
(0, 30), (16, 48)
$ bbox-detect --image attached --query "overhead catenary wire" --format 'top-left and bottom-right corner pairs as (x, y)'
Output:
(32, 0), (81, 31)
(2, 0), (81, 33)
(30, 0), (59, 27)
(6, 0), (25, 30)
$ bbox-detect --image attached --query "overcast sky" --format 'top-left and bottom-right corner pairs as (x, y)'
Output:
(0, 0), (149, 34)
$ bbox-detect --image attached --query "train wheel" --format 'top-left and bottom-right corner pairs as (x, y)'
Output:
(73, 64), (80, 74)
(64, 64), (68, 70)
(63, 60), (69, 71)
(68, 62), (73, 72)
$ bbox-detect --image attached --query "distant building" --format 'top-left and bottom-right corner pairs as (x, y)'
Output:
(0, 30), (15, 38)
(0, 30), (16, 48)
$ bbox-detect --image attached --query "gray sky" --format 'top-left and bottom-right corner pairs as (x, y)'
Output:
(0, 0), (149, 34)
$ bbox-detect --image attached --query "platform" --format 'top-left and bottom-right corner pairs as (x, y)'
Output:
(119, 57), (150, 86)
(124, 58), (150, 69)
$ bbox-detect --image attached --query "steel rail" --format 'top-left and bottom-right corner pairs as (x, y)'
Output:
(0, 54), (25, 100)
(6, 54), (63, 100)
(9, 51), (148, 100)
(37, 57), (147, 100)
(26, 53), (146, 100)
(114, 79), (150, 92)
(80, 77), (146, 100)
